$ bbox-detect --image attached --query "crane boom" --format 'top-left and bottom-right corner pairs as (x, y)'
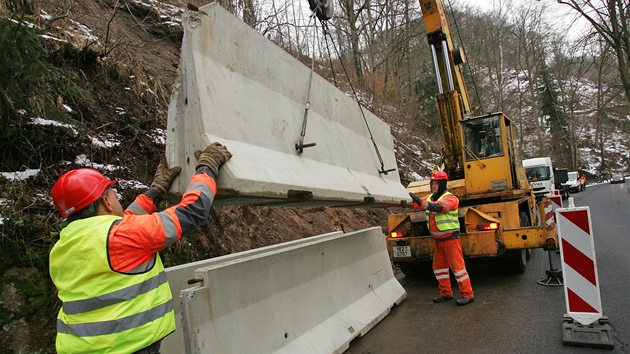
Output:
(420, 0), (471, 109)
(420, 0), (472, 179)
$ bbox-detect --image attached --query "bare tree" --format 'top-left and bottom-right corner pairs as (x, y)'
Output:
(591, 38), (626, 173)
(510, 2), (549, 157)
(337, 0), (363, 79)
(482, 0), (515, 113)
(240, 0), (257, 28)
(539, 36), (585, 167)
(556, 0), (630, 103)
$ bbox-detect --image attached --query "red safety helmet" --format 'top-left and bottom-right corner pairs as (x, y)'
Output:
(430, 170), (449, 181)
(51, 168), (117, 218)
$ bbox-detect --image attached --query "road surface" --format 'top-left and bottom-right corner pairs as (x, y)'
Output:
(346, 182), (629, 353)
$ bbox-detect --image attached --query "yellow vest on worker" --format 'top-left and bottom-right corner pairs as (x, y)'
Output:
(426, 191), (460, 236)
(49, 215), (175, 353)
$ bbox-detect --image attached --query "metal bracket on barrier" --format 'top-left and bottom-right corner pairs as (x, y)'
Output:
(287, 190), (313, 200)
(187, 276), (204, 285)
(562, 315), (614, 349)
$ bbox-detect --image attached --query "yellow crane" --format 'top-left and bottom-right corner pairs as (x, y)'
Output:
(386, 0), (558, 275)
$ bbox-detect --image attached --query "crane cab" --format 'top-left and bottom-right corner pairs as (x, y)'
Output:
(460, 113), (529, 199)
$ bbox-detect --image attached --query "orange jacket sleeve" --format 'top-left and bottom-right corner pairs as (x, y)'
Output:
(107, 172), (218, 273)
(411, 195), (428, 210)
(412, 193), (458, 212)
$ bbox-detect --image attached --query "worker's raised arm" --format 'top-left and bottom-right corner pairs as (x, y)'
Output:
(109, 143), (232, 272)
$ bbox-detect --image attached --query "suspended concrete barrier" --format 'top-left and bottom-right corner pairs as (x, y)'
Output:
(161, 227), (406, 353)
(165, 3), (410, 207)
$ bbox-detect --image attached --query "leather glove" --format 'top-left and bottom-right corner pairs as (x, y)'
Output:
(409, 192), (423, 207)
(151, 154), (182, 193)
(194, 142), (233, 175)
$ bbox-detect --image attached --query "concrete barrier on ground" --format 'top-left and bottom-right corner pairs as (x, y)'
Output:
(161, 227), (406, 353)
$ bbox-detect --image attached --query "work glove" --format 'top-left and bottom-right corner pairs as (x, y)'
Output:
(409, 192), (423, 207)
(151, 154), (182, 193)
(194, 142), (233, 175)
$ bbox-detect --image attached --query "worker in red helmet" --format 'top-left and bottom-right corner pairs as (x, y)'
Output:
(49, 143), (232, 354)
(409, 170), (475, 306)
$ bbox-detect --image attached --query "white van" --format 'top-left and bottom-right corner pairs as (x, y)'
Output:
(565, 171), (584, 193)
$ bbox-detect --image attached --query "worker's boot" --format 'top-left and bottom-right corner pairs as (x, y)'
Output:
(432, 295), (453, 303)
(456, 297), (474, 306)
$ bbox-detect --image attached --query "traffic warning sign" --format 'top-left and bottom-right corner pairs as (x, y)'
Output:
(548, 194), (562, 210)
(556, 206), (601, 324)
(542, 199), (555, 231)
(555, 204), (614, 349)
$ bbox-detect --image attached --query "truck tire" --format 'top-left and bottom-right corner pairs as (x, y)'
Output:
(397, 262), (432, 278)
(503, 249), (527, 274)
(501, 211), (530, 273)
(397, 263), (422, 278)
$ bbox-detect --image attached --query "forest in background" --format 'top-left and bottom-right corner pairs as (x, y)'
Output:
(0, 0), (628, 352)
(215, 0), (630, 178)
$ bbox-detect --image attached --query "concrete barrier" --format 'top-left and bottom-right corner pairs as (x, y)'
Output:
(162, 231), (343, 352)
(161, 227), (406, 353)
(165, 3), (410, 207)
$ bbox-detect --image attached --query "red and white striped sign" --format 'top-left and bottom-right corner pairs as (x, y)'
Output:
(548, 194), (562, 210)
(543, 199), (556, 231)
(556, 206), (603, 325)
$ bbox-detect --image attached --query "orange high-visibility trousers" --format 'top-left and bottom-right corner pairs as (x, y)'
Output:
(432, 238), (474, 298)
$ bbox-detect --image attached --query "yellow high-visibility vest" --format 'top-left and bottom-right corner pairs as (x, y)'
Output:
(426, 191), (460, 237)
(50, 215), (175, 353)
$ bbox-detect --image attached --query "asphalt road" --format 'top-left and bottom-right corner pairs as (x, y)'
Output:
(346, 182), (630, 354)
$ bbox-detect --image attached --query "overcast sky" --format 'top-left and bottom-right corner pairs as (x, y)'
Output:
(455, 0), (589, 41)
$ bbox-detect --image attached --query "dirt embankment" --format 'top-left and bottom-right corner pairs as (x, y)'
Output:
(0, 1), (409, 352)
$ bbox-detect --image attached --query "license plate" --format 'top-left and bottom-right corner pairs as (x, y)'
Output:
(392, 246), (411, 258)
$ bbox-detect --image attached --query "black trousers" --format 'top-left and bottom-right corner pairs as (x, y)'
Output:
(131, 340), (161, 354)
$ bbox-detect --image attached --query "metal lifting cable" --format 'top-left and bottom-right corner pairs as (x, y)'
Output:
(319, 20), (395, 175)
(322, 24), (338, 87)
(296, 10), (319, 154)
(296, 0), (336, 153)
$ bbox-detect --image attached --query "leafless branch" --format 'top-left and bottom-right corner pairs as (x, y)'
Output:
(43, 0), (72, 30)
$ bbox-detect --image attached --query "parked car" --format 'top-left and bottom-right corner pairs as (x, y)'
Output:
(610, 174), (625, 184)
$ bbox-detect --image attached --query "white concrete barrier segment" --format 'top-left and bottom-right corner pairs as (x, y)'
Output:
(162, 231), (343, 352)
(165, 3), (410, 207)
(161, 227), (406, 353)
